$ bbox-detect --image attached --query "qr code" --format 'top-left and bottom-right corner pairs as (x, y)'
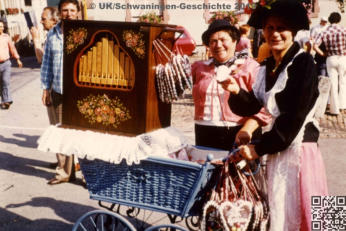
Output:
(311, 196), (346, 230)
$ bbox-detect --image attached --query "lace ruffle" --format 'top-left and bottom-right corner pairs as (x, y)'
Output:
(37, 125), (188, 165)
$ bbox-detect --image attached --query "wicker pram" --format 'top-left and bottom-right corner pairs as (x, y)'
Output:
(74, 146), (268, 231)
(79, 155), (216, 218)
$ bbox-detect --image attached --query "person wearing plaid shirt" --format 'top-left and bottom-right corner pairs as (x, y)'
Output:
(314, 12), (346, 115)
(40, 23), (63, 96)
(40, 0), (80, 185)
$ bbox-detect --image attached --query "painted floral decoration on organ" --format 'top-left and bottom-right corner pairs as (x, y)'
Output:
(122, 30), (145, 59)
(66, 28), (88, 54)
(208, 11), (239, 24)
(77, 94), (131, 128)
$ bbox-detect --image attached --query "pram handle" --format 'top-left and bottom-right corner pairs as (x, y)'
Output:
(223, 140), (261, 175)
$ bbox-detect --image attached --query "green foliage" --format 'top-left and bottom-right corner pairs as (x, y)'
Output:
(137, 12), (162, 23)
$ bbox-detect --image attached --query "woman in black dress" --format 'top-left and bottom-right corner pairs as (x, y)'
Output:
(221, 1), (328, 230)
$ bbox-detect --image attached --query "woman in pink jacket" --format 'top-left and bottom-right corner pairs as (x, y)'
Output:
(192, 19), (270, 150)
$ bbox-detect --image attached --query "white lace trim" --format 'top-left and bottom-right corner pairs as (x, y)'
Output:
(252, 49), (318, 147)
(252, 55), (298, 118)
(37, 125), (189, 165)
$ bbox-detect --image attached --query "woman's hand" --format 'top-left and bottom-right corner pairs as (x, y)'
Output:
(235, 129), (252, 145)
(219, 76), (240, 94)
(235, 118), (260, 145)
(238, 144), (259, 160)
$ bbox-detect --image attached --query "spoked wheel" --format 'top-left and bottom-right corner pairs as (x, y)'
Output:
(185, 216), (202, 231)
(72, 210), (136, 231)
(144, 224), (189, 231)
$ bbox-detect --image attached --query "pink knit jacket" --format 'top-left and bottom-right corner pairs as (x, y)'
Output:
(191, 57), (271, 126)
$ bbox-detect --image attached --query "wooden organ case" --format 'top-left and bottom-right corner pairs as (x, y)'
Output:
(62, 20), (176, 135)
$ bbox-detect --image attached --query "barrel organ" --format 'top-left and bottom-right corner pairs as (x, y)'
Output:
(62, 20), (176, 135)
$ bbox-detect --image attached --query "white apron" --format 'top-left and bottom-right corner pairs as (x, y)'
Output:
(252, 50), (318, 231)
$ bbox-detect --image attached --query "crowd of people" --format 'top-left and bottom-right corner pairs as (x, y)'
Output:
(1, 0), (345, 229)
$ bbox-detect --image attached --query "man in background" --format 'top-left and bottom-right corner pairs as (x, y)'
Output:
(31, 7), (59, 168)
(311, 16), (328, 41)
(311, 16), (329, 77)
(40, 0), (80, 185)
(311, 16), (330, 118)
(30, 7), (59, 64)
(314, 12), (346, 115)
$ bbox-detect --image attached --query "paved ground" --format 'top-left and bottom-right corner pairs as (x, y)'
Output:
(318, 112), (346, 138)
(0, 57), (345, 231)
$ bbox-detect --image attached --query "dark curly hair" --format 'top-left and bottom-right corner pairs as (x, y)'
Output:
(328, 12), (341, 24)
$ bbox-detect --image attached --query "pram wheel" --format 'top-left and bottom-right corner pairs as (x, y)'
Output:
(72, 210), (136, 231)
(144, 224), (188, 231)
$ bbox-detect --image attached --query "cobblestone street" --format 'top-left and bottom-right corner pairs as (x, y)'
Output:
(318, 111), (346, 138)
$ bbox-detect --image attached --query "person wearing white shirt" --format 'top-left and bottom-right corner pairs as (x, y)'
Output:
(310, 16), (328, 41)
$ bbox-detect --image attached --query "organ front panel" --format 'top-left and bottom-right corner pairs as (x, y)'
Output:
(62, 20), (175, 135)
(76, 32), (135, 90)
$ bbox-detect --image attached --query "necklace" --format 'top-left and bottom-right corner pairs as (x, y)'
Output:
(272, 65), (279, 73)
(272, 61), (281, 73)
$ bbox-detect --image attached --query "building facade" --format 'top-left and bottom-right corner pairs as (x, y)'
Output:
(86, 0), (323, 45)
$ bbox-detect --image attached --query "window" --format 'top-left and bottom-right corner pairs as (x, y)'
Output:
(24, 0), (32, 6)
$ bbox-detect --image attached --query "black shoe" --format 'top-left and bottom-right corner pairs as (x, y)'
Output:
(69, 174), (77, 182)
(0, 102), (11, 110)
